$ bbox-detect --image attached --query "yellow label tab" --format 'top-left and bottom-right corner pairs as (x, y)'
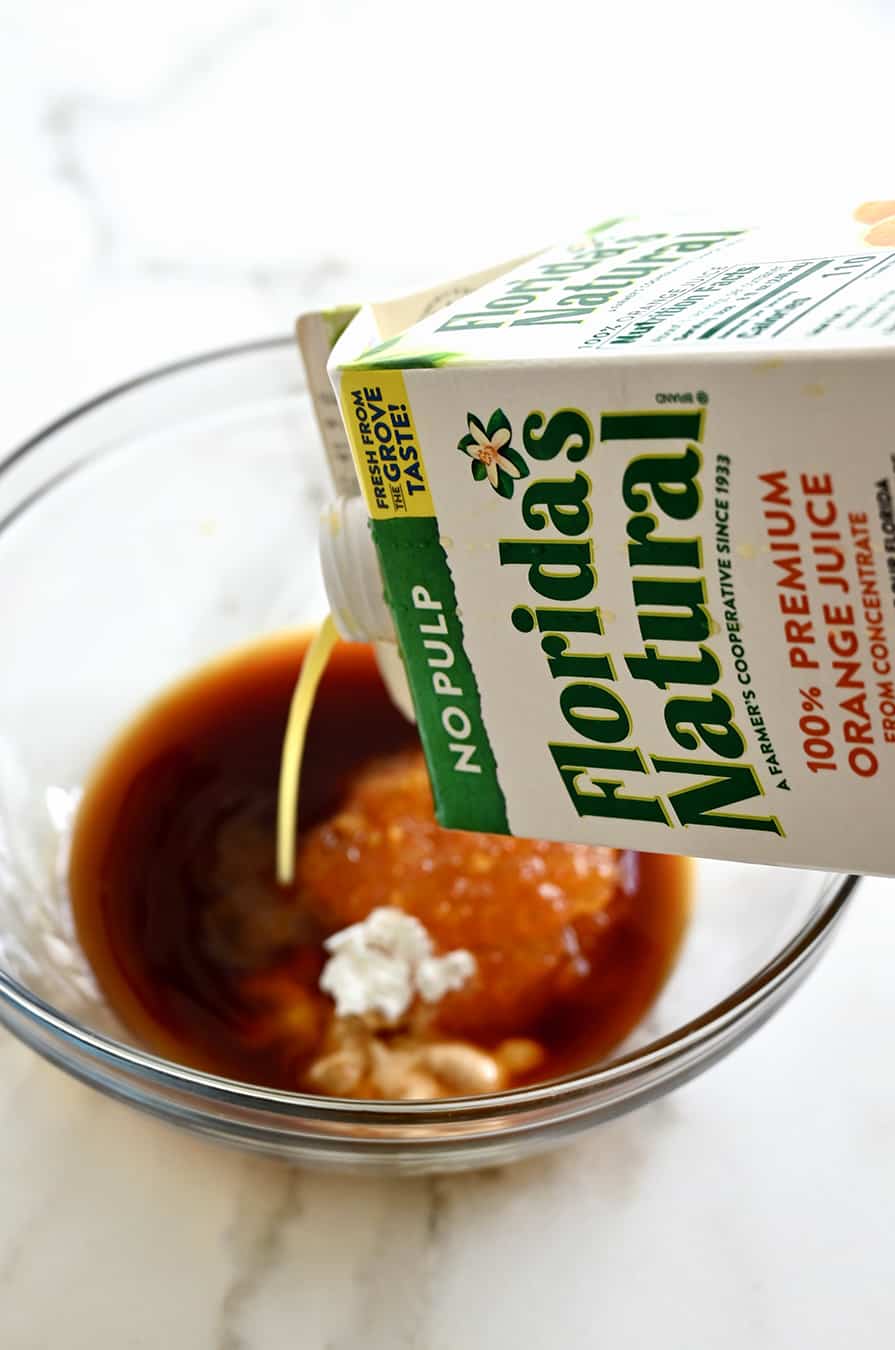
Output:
(339, 371), (434, 518)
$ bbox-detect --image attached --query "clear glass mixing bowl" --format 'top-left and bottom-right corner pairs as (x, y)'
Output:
(0, 339), (856, 1173)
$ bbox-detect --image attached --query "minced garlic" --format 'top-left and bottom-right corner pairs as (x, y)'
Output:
(319, 905), (476, 1022)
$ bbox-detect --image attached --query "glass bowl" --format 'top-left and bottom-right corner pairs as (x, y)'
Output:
(0, 339), (857, 1173)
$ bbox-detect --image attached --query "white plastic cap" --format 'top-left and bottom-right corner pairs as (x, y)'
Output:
(319, 495), (397, 643)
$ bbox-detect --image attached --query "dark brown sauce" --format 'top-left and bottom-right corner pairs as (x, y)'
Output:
(69, 634), (691, 1091)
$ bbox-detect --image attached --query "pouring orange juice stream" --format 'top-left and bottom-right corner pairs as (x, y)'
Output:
(276, 615), (338, 884)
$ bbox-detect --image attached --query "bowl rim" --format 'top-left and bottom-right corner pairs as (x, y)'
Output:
(0, 334), (296, 481)
(0, 336), (862, 1123)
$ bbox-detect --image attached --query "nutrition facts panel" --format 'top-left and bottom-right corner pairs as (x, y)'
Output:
(582, 250), (895, 349)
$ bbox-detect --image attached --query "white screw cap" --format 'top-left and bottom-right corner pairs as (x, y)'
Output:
(319, 496), (396, 643)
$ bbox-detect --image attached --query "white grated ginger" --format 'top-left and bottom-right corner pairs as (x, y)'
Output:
(319, 906), (476, 1021)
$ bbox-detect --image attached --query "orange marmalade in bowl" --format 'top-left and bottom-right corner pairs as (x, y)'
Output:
(69, 634), (690, 1099)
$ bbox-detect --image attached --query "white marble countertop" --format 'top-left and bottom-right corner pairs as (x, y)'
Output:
(3, 4), (895, 1346)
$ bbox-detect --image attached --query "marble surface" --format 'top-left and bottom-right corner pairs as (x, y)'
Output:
(3, 2), (895, 1345)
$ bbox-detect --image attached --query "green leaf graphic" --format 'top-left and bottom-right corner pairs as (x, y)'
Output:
(495, 468), (515, 499)
(356, 336), (403, 362)
(323, 306), (360, 349)
(501, 446), (529, 480)
(348, 348), (462, 371)
(486, 407), (511, 439)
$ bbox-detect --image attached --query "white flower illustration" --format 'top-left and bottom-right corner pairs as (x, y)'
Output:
(458, 411), (528, 494)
